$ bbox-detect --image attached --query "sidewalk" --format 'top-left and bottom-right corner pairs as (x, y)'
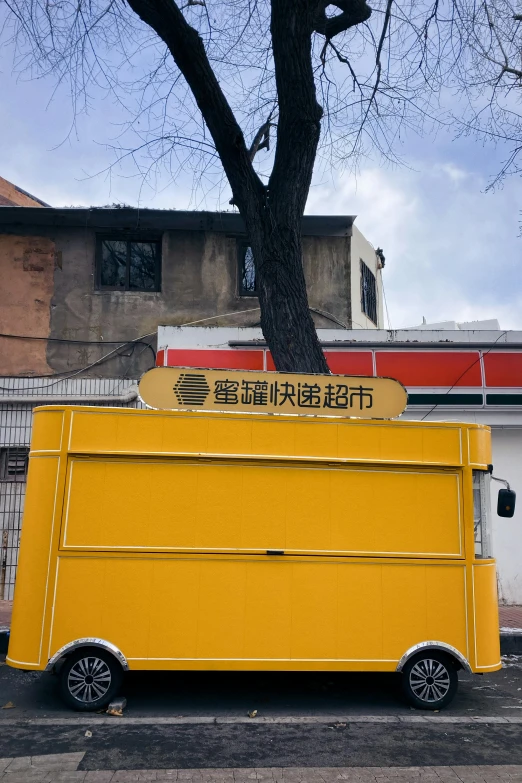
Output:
(4, 756), (522, 783)
(499, 605), (522, 629)
(0, 601), (12, 630)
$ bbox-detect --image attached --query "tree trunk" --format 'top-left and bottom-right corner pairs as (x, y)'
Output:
(125, 0), (330, 374)
(246, 0), (329, 374)
(247, 217), (330, 374)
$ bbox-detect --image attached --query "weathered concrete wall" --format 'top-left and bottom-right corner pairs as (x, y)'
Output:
(0, 225), (353, 378)
(45, 228), (353, 377)
(302, 236), (351, 328)
(491, 428), (522, 605)
(160, 231), (259, 325)
(0, 235), (54, 375)
(45, 229), (262, 378)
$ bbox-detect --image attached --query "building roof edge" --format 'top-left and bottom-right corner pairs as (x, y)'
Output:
(0, 207), (356, 236)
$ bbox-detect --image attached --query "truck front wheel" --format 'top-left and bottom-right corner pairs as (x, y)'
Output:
(59, 647), (123, 711)
(402, 651), (458, 710)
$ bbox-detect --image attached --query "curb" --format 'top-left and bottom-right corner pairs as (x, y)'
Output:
(3, 715), (522, 726)
(0, 629), (9, 655)
(500, 632), (522, 655)
(1, 630), (520, 661)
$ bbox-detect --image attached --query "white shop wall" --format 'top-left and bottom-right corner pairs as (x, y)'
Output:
(491, 428), (522, 607)
(350, 225), (384, 330)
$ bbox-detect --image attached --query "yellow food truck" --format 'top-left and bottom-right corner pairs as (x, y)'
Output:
(6, 388), (514, 711)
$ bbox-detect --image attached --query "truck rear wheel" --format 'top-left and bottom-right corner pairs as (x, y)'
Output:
(402, 651), (458, 710)
(59, 647), (123, 711)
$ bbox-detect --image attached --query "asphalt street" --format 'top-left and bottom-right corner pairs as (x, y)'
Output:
(2, 655), (522, 770)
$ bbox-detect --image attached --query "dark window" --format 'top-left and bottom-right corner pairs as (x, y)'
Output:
(96, 237), (161, 291)
(361, 259), (377, 324)
(238, 243), (257, 296)
(0, 447), (29, 482)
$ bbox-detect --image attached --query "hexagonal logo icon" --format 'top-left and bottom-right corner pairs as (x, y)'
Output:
(173, 373), (211, 407)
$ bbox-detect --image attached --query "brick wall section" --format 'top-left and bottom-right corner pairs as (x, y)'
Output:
(0, 235), (55, 374)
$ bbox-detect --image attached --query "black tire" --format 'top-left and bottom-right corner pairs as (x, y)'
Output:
(59, 647), (123, 712)
(402, 651), (458, 710)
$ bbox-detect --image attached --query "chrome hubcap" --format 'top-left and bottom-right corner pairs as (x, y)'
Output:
(68, 657), (112, 703)
(409, 659), (451, 702)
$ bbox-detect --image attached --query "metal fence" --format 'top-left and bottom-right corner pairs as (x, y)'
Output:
(0, 377), (144, 599)
(0, 407), (32, 600)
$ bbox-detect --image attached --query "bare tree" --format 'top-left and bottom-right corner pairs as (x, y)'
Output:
(451, 0), (522, 188)
(1, 0), (519, 371)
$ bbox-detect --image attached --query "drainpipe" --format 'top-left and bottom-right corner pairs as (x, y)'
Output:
(0, 385), (139, 404)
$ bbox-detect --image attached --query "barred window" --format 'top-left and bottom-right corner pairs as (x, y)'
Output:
(96, 237), (161, 292)
(361, 260), (377, 324)
(238, 243), (257, 296)
(0, 447), (29, 482)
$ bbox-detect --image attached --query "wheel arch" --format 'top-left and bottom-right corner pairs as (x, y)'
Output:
(396, 641), (472, 673)
(45, 638), (129, 672)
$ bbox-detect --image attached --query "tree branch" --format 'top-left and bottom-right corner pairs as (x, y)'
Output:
(314, 0), (372, 39)
(229, 113), (275, 204)
(268, 0), (324, 218)
(325, 40), (364, 94)
(249, 115), (275, 161)
(348, 0), (393, 154)
(124, 0), (265, 216)
(179, 0), (205, 9)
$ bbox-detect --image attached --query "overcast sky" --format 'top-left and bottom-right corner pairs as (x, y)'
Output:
(1, 52), (520, 332)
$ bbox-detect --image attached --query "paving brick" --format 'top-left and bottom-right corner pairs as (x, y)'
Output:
(499, 606), (522, 628)
(4, 759), (32, 773)
(0, 774), (53, 783)
(31, 755), (85, 772)
(0, 602), (12, 629)
(6, 769), (56, 780)
(7, 766), (522, 783)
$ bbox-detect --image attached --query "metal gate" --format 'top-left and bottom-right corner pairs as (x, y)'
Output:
(0, 377), (143, 600)
(0, 405), (33, 600)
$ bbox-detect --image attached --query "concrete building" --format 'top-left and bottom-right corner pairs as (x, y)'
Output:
(0, 206), (384, 598)
(0, 207), (384, 379)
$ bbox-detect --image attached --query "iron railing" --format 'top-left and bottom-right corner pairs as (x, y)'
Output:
(0, 377), (144, 599)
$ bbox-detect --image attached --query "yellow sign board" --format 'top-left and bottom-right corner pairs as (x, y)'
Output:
(139, 367), (407, 419)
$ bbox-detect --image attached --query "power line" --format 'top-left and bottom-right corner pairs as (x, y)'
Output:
(420, 331), (508, 421)
(382, 274), (393, 332)
(0, 307), (262, 388)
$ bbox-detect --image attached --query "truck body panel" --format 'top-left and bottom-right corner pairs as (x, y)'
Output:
(8, 406), (500, 674)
